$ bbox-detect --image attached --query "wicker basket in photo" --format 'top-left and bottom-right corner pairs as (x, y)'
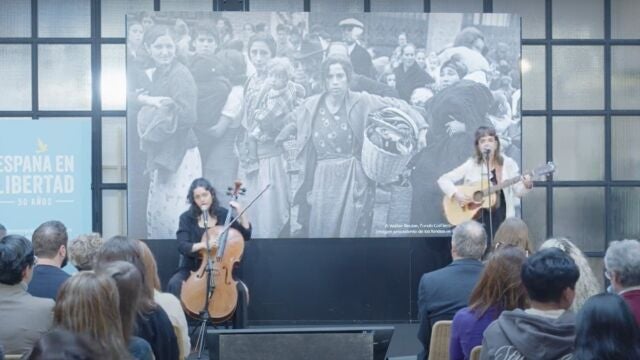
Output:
(361, 134), (413, 184)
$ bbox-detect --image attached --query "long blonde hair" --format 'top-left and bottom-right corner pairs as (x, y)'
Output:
(540, 237), (602, 311)
(54, 271), (131, 360)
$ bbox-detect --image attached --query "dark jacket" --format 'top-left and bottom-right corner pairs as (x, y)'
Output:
(27, 264), (70, 300)
(417, 258), (484, 360)
(136, 61), (198, 173)
(394, 62), (433, 102)
(480, 309), (576, 360)
(135, 306), (179, 360)
(350, 44), (375, 79)
(176, 207), (252, 272)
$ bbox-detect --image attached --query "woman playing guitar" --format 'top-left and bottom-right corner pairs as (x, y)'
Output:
(437, 126), (533, 244)
(167, 177), (252, 328)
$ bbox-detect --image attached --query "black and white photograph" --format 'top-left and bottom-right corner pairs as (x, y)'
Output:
(126, 11), (522, 239)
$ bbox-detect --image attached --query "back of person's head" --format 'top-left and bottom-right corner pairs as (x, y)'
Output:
(541, 237), (601, 311)
(451, 220), (487, 260)
(68, 233), (103, 271)
(26, 328), (99, 360)
(32, 220), (68, 259)
(137, 240), (162, 293)
(574, 293), (640, 360)
(469, 245), (529, 316)
(0, 223), (6, 238)
(521, 248), (580, 305)
(493, 217), (533, 255)
(604, 239), (640, 289)
(54, 272), (130, 359)
(94, 235), (156, 313)
(95, 260), (143, 342)
(0, 234), (35, 285)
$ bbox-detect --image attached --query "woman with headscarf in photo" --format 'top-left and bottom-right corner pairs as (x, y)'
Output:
(290, 54), (426, 237)
(134, 25), (201, 238)
(409, 54), (494, 227)
(236, 34), (291, 238)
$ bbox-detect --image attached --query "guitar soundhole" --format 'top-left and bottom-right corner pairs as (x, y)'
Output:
(472, 191), (484, 203)
(467, 202), (480, 210)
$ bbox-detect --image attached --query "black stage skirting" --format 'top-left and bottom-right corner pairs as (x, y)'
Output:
(144, 236), (452, 324)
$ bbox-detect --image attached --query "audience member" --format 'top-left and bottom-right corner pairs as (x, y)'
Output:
(0, 235), (54, 355)
(54, 271), (131, 359)
(95, 261), (154, 360)
(68, 232), (103, 271)
(0, 223), (6, 238)
(417, 220), (486, 360)
(28, 221), (71, 300)
(573, 293), (640, 360)
(449, 246), (528, 360)
(481, 248), (579, 360)
(541, 237), (601, 311)
(491, 217), (533, 255)
(95, 236), (179, 360)
(604, 239), (640, 325)
(138, 240), (191, 358)
(25, 328), (99, 360)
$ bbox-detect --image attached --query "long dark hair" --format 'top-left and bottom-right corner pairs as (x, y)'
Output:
(186, 177), (219, 216)
(574, 293), (640, 360)
(473, 125), (503, 165)
(468, 246), (529, 317)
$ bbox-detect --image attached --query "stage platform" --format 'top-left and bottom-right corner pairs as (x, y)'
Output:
(185, 322), (421, 360)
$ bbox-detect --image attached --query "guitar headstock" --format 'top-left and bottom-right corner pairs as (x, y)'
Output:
(529, 162), (556, 179)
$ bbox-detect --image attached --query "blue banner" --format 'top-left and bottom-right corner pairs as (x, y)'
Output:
(0, 119), (92, 239)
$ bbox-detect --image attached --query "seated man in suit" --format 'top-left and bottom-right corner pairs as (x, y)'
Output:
(28, 220), (71, 300)
(605, 239), (640, 325)
(417, 220), (486, 360)
(481, 248), (579, 359)
(0, 235), (54, 355)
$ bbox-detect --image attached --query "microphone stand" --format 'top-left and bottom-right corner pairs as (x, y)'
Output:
(195, 207), (214, 359)
(193, 184), (271, 359)
(483, 150), (494, 247)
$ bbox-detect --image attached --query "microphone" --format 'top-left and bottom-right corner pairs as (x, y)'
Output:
(482, 147), (491, 158)
(200, 205), (209, 227)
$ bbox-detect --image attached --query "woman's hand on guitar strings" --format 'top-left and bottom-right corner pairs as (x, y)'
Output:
(453, 191), (473, 208)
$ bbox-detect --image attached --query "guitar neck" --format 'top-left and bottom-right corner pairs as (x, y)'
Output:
(483, 173), (526, 195)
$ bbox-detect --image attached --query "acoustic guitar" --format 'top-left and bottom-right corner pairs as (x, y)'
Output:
(442, 162), (555, 226)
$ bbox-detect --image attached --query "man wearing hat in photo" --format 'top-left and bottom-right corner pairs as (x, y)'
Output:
(339, 18), (375, 79)
(292, 39), (326, 96)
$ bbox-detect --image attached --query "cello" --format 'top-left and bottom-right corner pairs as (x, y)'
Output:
(180, 181), (246, 323)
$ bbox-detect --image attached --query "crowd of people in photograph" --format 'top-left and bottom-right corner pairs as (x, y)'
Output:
(126, 13), (524, 239)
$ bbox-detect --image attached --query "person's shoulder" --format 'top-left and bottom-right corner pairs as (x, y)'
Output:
(26, 292), (55, 311)
(453, 306), (475, 322)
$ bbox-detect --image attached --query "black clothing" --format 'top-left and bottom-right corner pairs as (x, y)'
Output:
(394, 62), (434, 102)
(350, 44), (375, 79)
(417, 258), (484, 360)
(135, 306), (179, 360)
(479, 169), (506, 247)
(175, 206), (251, 272)
(167, 206), (252, 328)
(27, 264), (70, 300)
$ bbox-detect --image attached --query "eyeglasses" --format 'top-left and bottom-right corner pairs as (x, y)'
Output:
(604, 269), (612, 280)
(33, 255), (39, 266)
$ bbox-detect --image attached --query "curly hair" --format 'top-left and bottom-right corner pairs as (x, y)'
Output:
(541, 237), (602, 311)
(68, 233), (103, 271)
